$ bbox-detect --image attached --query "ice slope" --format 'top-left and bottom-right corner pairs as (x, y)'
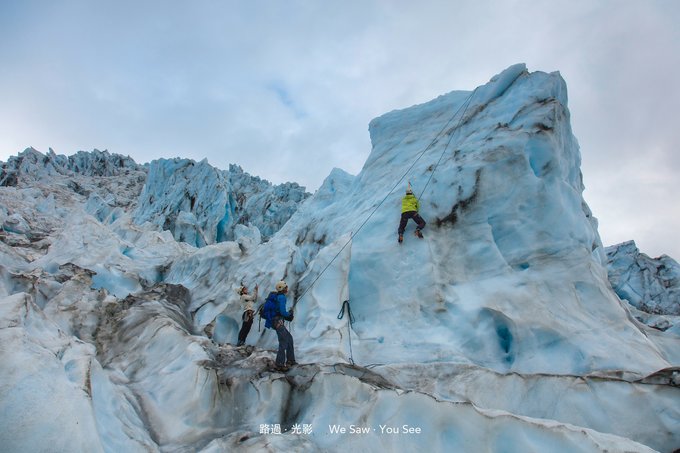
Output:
(1, 64), (679, 452)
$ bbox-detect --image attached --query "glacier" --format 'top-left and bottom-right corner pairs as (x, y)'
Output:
(1, 64), (679, 453)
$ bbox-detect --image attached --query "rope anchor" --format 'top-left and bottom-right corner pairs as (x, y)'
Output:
(337, 300), (355, 365)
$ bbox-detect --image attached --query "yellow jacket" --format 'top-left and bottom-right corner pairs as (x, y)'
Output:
(401, 194), (419, 213)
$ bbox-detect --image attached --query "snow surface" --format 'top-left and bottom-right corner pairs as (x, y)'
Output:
(1, 65), (679, 452)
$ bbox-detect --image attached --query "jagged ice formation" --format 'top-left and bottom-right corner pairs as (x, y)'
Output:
(606, 240), (680, 333)
(133, 159), (309, 247)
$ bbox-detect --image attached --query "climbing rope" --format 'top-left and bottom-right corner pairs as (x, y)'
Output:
(293, 237), (353, 309)
(418, 87), (477, 199)
(294, 88), (477, 308)
(337, 299), (355, 365)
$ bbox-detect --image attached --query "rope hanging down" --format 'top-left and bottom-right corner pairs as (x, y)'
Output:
(337, 300), (355, 365)
(294, 88), (478, 308)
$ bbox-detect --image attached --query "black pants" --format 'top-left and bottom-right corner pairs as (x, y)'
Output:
(237, 310), (254, 345)
(398, 211), (426, 235)
(275, 322), (295, 366)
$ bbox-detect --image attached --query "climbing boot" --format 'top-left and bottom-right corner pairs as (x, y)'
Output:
(415, 229), (423, 239)
(398, 234), (403, 244)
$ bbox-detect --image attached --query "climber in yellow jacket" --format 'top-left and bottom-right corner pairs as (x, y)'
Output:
(398, 183), (426, 243)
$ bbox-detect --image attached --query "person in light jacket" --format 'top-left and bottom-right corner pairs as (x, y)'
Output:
(236, 283), (258, 346)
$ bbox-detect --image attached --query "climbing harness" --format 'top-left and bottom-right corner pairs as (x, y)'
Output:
(337, 300), (355, 365)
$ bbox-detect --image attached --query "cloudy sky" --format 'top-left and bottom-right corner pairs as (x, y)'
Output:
(1, 0), (678, 259)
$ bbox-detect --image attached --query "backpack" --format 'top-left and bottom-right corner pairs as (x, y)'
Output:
(256, 300), (269, 331)
(259, 292), (280, 330)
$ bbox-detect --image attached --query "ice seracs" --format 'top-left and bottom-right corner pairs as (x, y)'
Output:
(133, 158), (310, 246)
(606, 240), (680, 316)
(606, 240), (680, 334)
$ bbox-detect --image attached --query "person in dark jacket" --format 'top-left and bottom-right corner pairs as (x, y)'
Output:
(398, 184), (426, 243)
(265, 280), (296, 371)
